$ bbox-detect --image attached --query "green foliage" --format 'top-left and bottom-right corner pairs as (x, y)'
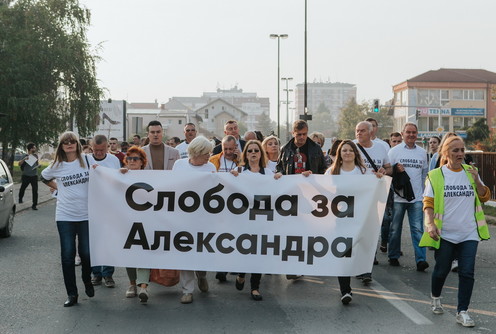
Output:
(466, 118), (490, 144)
(309, 102), (336, 137)
(0, 0), (102, 167)
(256, 112), (276, 138)
(337, 99), (368, 139)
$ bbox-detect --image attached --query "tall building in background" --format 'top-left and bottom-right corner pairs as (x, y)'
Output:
(294, 81), (357, 122)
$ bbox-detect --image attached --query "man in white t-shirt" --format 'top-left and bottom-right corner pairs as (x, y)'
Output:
(175, 123), (197, 159)
(88, 135), (121, 288)
(387, 123), (429, 272)
(353, 121), (392, 284)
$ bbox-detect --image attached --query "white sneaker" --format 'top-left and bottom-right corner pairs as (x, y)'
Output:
(341, 293), (352, 305)
(451, 259), (459, 272)
(456, 311), (475, 327)
(431, 295), (444, 314)
(138, 287), (149, 303)
(125, 285), (137, 298)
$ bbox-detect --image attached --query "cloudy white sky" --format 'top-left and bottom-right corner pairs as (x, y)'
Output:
(81, 0), (496, 121)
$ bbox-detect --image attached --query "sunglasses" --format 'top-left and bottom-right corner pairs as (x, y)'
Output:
(126, 156), (141, 162)
(247, 149), (260, 153)
(185, 129), (196, 132)
(62, 139), (77, 145)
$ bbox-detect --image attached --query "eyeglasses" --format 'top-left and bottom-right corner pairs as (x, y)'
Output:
(185, 129), (196, 132)
(247, 149), (260, 153)
(62, 139), (77, 145)
(126, 156), (141, 161)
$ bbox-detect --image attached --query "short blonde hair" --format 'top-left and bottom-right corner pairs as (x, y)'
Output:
(188, 136), (213, 158)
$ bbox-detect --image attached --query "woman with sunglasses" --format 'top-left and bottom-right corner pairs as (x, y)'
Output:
(230, 140), (282, 301)
(118, 146), (148, 299)
(325, 139), (382, 305)
(41, 131), (94, 307)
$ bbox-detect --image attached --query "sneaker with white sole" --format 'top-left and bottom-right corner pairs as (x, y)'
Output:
(451, 259), (459, 272)
(456, 311), (475, 327)
(180, 293), (193, 304)
(138, 287), (149, 303)
(341, 293), (352, 305)
(125, 285), (137, 298)
(431, 295), (444, 314)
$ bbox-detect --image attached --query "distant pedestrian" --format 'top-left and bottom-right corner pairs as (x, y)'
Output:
(175, 123), (197, 158)
(18, 143), (40, 210)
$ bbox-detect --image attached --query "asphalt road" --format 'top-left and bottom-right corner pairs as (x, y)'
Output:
(1, 201), (495, 334)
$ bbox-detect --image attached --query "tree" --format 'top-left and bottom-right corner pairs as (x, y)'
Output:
(0, 0), (102, 170)
(466, 118), (490, 145)
(337, 99), (368, 139)
(309, 102), (336, 137)
(256, 112), (276, 138)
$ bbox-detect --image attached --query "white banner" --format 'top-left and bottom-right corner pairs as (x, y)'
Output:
(89, 167), (391, 276)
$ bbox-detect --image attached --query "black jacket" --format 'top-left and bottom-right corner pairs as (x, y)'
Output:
(276, 138), (327, 175)
(391, 163), (415, 202)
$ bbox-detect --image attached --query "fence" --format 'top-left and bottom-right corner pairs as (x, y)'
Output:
(470, 152), (496, 201)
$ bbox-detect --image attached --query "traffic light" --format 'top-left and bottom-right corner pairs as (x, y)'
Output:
(415, 109), (420, 120)
(373, 99), (380, 112)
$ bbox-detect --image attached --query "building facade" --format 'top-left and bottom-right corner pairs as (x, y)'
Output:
(392, 68), (496, 139)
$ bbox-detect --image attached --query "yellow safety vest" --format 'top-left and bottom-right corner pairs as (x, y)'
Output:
(419, 164), (490, 249)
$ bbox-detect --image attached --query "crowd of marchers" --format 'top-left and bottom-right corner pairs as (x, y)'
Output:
(38, 117), (490, 329)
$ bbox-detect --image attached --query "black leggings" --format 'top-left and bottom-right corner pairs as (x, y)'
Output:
(238, 273), (262, 291)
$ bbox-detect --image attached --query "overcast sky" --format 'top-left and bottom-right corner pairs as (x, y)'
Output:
(81, 0), (496, 121)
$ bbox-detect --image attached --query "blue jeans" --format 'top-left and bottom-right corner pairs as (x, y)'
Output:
(92, 266), (115, 278)
(432, 239), (478, 312)
(56, 221), (91, 297)
(388, 201), (426, 263)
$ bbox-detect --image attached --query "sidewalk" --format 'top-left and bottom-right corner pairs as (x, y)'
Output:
(14, 180), (55, 212)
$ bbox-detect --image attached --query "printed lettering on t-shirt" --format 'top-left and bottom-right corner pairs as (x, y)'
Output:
(399, 158), (423, 169)
(364, 159), (382, 169)
(60, 171), (89, 187)
(444, 184), (474, 198)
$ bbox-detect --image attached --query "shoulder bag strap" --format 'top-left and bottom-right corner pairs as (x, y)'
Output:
(356, 143), (378, 172)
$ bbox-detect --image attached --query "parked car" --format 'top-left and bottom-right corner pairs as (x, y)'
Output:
(0, 158), (15, 237)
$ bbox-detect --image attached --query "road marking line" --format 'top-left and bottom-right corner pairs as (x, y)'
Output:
(370, 280), (433, 325)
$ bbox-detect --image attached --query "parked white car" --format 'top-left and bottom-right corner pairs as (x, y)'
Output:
(0, 159), (15, 237)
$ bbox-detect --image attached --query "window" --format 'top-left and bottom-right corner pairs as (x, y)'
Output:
(0, 163), (8, 185)
(131, 117), (143, 134)
(452, 89), (484, 100)
(474, 90), (484, 100)
(452, 90), (463, 100)
(441, 90), (449, 106)
(205, 109), (209, 119)
(178, 120), (182, 125)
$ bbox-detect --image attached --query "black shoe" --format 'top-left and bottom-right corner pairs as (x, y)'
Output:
(380, 241), (387, 253)
(251, 290), (263, 301)
(91, 276), (102, 286)
(341, 292), (352, 305)
(85, 283), (94, 297)
(18, 199), (23, 204)
(215, 272), (227, 282)
(235, 276), (245, 290)
(416, 261), (429, 272)
(32, 206), (38, 210)
(389, 258), (400, 267)
(362, 274), (372, 284)
(286, 274), (302, 280)
(64, 295), (78, 307)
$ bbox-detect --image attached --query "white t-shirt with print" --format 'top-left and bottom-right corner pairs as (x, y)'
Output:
(388, 144), (428, 203)
(353, 140), (390, 172)
(324, 166), (370, 175)
(267, 160), (278, 173)
(373, 138), (391, 152)
(424, 165), (482, 244)
(218, 156), (237, 173)
(175, 141), (189, 159)
(172, 159), (216, 173)
(41, 157), (90, 221)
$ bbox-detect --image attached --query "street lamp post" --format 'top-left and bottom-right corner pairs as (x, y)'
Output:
(281, 77), (293, 142)
(270, 34), (288, 138)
